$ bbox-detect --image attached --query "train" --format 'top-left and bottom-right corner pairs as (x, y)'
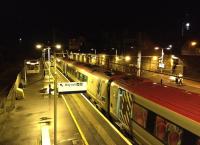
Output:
(56, 58), (200, 145)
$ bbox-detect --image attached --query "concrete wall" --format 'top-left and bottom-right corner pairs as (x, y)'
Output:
(1, 73), (24, 113)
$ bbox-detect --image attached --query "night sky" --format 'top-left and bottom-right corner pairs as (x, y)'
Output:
(0, 1), (200, 57)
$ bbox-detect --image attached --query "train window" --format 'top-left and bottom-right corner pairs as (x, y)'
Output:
(97, 80), (102, 97)
(77, 72), (80, 80)
(181, 129), (199, 145)
(69, 68), (72, 74)
(196, 139), (200, 145)
(154, 116), (183, 145)
(132, 103), (148, 128)
(71, 68), (74, 75)
(79, 73), (87, 82)
(70, 68), (73, 74)
(83, 75), (88, 82)
(66, 66), (69, 72)
(75, 71), (79, 79)
(79, 73), (83, 81)
(73, 69), (76, 76)
(146, 111), (156, 134)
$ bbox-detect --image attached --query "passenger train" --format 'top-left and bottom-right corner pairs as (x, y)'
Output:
(56, 58), (200, 145)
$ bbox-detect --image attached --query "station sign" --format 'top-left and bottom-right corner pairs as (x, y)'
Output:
(57, 82), (87, 94)
(159, 63), (165, 68)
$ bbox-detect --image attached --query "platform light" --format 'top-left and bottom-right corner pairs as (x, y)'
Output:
(125, 56), (131, 62)
(56, 58), (61, 62)
(185, 22), (190, 30)
(55, 44), (62, 49)
(102, 54), (106, 59)
(26, 61), (31, 64)
(191, 41), (197, 46)
(166, 44), (172, 50)
(36, 44), (42, 49)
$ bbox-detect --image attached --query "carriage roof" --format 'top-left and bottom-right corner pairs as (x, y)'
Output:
(114, 76), (200, 123)
(67, 61), (124, 79)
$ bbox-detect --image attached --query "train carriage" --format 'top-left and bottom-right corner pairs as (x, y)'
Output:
(57, 58), (200, 145)
(57, 59), (123, 112)
(110, 76), (200, 145)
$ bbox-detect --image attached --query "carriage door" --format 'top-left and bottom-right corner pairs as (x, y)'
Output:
(97, 80), (102, 100)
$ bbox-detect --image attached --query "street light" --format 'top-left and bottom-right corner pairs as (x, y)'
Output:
(191, 41), (197, 47)
(181, 21), (191, 37)
(185, 22), (190, 30)
(36, 44), (42, 49)
(154, 45), (172, 84)
(91, 48), (96, 56)
(35, 43), (62, 145)
(55, 44), (62, 49)
(154, 44), (172, 72)
(111, 48), (118, 60)
(125, 55), (131, 62)
(35, 43), (62, 75)
(91, 48), (97, 64)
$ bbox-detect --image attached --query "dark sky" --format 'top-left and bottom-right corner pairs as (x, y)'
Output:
(0, 1), (200, 50)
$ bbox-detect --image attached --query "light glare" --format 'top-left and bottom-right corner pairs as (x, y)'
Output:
(191, 41), (197, 46)
(125, 56), (131, 61)
(36, 44), (42, 49)
(55, 44), (62, 49)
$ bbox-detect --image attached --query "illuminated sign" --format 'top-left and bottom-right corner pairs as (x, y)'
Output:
(159, 63), (165, 68)
(57, 82), (87, 94)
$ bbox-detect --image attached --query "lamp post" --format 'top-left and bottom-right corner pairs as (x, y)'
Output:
(91, 48), (96, 57)
(24, 60), (27, 86)
(47, 47), (51, 90)
(154, 45), (172, 84)
(36, 44), (47, 78)
(181, 21), (191, 38)
(91, 48), (97, 64)
(154, 45), (172, 73)
(42, 49), (46, 64)
(36, 43), (62, 145)
(111, 47), (118, 58)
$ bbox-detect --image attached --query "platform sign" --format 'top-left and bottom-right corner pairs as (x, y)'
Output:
(159, 63), (165, 68)
(57, 82), (87, 94)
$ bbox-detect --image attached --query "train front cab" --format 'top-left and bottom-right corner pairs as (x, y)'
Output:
(109, 82), (200, 145)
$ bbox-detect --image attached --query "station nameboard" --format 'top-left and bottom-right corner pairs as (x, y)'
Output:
(57, 82), (87, 94)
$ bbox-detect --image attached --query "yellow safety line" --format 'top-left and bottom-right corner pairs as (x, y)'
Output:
(61, 95), (89, 145)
